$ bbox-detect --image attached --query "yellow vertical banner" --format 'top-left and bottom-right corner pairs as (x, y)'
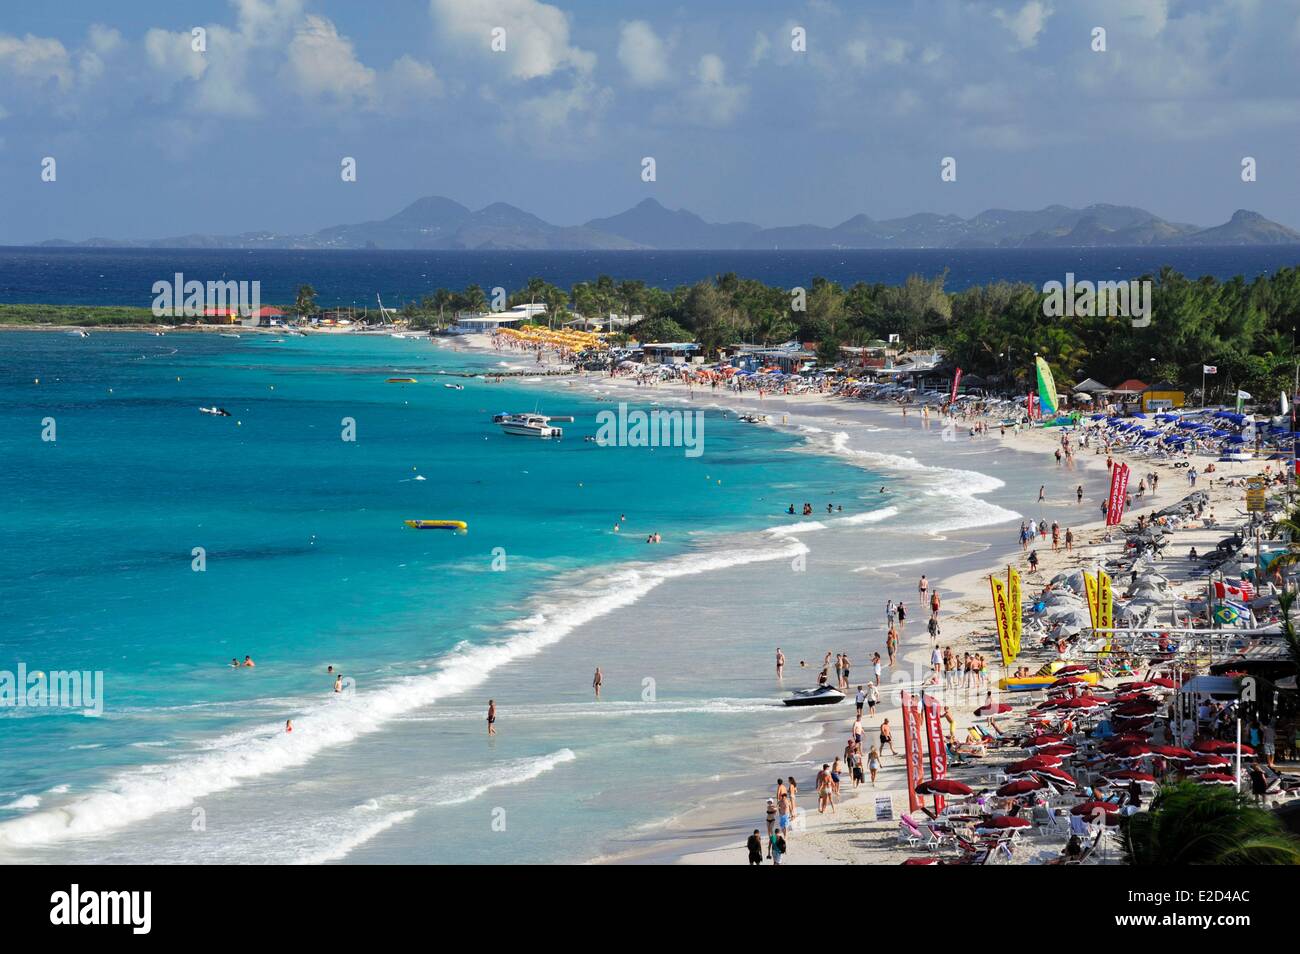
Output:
(1083, 571), (1099, 628)
(1006, 565), (1022, 659)
(990, 575), (1013, 666)
(1098, 569), (1114, 656)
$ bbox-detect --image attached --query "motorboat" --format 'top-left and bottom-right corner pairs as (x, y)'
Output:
(781, 685), (845, 707)
(739, 413), (769, 424)
(199, 406), (231, 417)
(443, 383), (464, 390)
(497, 413), (563, 438)
(386, 377), (418, 384)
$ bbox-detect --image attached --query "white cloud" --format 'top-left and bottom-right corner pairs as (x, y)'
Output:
(617, 20), (669, 87)
(750, 31), (771, 66)
(144, 28), (208, 81)
(284, 15), (377, 106)
(681, 53), (747, 126)
(0, 33), (75, 90)
(994, 1), (1052, 49)
(430, 0), (594, 80)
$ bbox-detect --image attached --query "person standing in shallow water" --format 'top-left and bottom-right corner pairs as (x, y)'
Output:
(486, 699), (496, 736)
(592, 667), (603, 699)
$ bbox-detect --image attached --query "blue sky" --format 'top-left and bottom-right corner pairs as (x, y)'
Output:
(2, 0), (1299, 242)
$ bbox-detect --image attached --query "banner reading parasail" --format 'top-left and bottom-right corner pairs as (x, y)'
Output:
(921, 693), (948, 813)
(1006, 565), (1022, 659)
(1105, 462), (1131, 525)
(900, 691), (924, 812)
(949, 367), (962, 404)
(1035, 356), (1058, 418)
(990, 575), (1013, 666)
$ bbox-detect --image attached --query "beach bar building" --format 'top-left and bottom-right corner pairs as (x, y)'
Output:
(640, 342), (701, 365)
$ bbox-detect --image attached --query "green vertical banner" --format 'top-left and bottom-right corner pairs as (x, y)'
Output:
(1035, 356), (1058, 417)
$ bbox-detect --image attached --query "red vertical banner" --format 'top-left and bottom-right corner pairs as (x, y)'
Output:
(1106, 463), (1131, 525)
(949, 368), (962, 404)
(921, 693), (948, 814)
(900, 690), (924, 812)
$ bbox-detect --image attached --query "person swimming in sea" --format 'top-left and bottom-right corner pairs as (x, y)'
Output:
(230, 658), (240, 668)
(243, 655), (255, 668)
(787, 504), (796, 514)
(334, 675), (343, 693)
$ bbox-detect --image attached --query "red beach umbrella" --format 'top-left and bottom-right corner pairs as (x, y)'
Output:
(1149, 678), (1175, 689)
(1195, 773), (1237, 785)
(1049, 676), (1087, 689)
(1059, 695), (1107, 710)
(997, 779), (1045, 797)
(1008, 756), (1062, 773)
(1026, 733), (1066, 748)
(1056, 664), (1090, 675)
(1102, 770), (1156, 783)
(1034, 766), (1078, 787)
(1151, 745), (1194, 761)
(1033, 744), (1077, 758)
(1187, 755), (1230, 769)
(981, 815), (1032, 829)
(1112, 716), (1154, 729)
(902, 857), (942, 865)
(915, 778), (973, 796)
(1195, 740), (1254, 755)
(1071, 800), (1121, 815)
(1115, 681), (1157, 691)
(1112, 744), (1154, 761)
(1114, 701), (1159, 717)
(975, 702), (1012, 715)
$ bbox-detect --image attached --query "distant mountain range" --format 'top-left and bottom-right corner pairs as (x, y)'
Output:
(35, 198), (1300, 251)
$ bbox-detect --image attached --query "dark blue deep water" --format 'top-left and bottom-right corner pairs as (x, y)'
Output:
(2, 245), (1298, 308)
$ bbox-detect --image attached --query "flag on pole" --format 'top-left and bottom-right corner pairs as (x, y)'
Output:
(950, 367), (962, 405)
(921, 694), (948, 813)
(900, 691), (924, 812)
(1006, 565), (1022, 659)
(1237, 389), (1252, 412)
(1203, 365), (1217, 374)
(1083, 571), (1099, 628)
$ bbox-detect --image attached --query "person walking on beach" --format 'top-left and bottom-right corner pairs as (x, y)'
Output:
(867, 746), (881, 786)
(855, 685), (866, 716)
(872, 652), (883, 685)
(885, 624), (898, 665)
(879, 719), (897, 755)
(787, 776), (800, 828)
(1076, 485), (1083, 504)
(747, 829), (764, 865)
(1065, 527), (1074, 552)
(1028, 549), (1039, 573)
(840, 653), (852, 690)
(896, 601), (906, 627)
(770, 829), (786, 865)
(486, 700), (497, 735)
(764, 798), (777, 854)
(918, 575), (928, 601)
(866, 681), (880, 716)
(776, 647), (785, 680)
(592, 667), (603, 699)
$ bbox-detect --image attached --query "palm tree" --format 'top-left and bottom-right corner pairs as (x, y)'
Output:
(293, 284), (318, 323)
(1121, 780), (1300, 865)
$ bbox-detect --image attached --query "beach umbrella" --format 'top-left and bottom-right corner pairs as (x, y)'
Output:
(1194, 740), (1254, 756)
(1008, 756), (1062, 773)
(1102, 770), (1156, 783)
(980, 815), (1032, 830)
(1071, 800), (1121, 815)
(1034, 766), (1079, 787)
(1112, 716), (1154, 730)
(1059, 695), (1107, 710)
(1055, 664), (1090, 675)
(1195, 773), (1237, 785)
(975, 702), (1012, 715)
(901, 857), (942, 865)
(997, 779), (1046, 797)
(1033, 744), (1077, 758)
(1101, 735), (1150, 752)
(1187, 755), (1231, 769)
(1049, 676), (1088, 689)
(1112, 744), (1154, 761)
(1115, 680), (1158, 692)
(1026, 734), (1066, 748)
(915, 778), (973, 797)
(1114, 701), (1159, 717)
(1151, 745), (1194, 761)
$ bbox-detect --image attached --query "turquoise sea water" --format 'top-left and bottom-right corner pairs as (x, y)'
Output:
(0, 332), (888, 861)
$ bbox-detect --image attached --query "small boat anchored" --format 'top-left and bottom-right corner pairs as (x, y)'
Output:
(443, 383), (464, 390)
(404, 519), (468, 532)
(496, 413), (563, 438)
(387, 377), (418, 384)
(781, 685), (846, 707)
(199, 406), (232, 417)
